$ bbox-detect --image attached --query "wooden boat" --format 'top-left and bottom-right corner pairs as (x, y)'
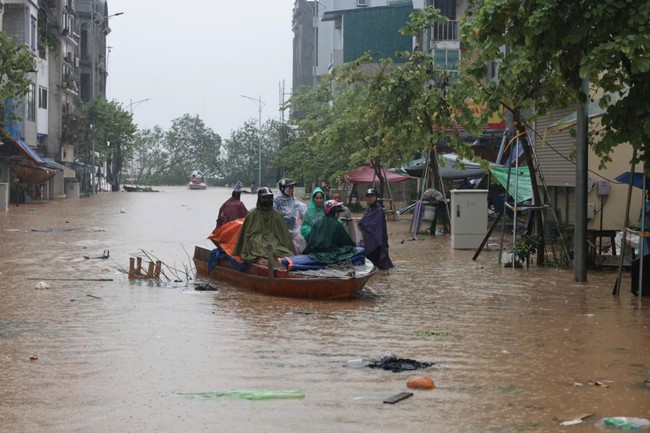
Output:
(193, 246), (376, 300)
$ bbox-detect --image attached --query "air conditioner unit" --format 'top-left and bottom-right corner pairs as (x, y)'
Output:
(357, 0), (368, 6)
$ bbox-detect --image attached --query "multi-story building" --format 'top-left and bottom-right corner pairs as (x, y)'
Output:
(2, 0), (41, 149)
(0, 0), (114, 204)
(293, 0), (450, 92)
(76, 0), (113, 102)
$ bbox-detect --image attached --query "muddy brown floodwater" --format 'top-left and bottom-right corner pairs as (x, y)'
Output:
(0, 186), (648, 433)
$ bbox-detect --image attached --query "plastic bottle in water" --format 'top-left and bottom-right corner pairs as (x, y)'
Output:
(344, 359), (371, 368)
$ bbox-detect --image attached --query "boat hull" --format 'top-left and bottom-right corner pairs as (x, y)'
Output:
(188, 182), (207, 190)
(193, 246), (375, 300)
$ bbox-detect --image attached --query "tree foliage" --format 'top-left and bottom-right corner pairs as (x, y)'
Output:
(162, 114), (222, 183)
(461, 0), (650, 167)
(124, 115), (222, 185)
(0, 33), (35, 108)
(77, 98), (137, 191)
(280, 7), (483, 193)
(127, 126), (167, 185)
(220, 119), (284, 187)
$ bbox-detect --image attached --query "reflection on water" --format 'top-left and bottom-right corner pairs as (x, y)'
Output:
(0, 187), (648, 433)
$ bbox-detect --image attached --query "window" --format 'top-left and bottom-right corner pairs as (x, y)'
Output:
(357, 0), (368, 6)
(434, 0), (456, 19)
(27, 84), (36, 121)
(30, 16), (38, 52)
(434, 49), (460, 71)
(39, 87), (48, 109)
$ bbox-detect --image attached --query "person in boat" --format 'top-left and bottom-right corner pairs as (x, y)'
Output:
(303, 200), (357, 264)
(300, 187), (325, 241)
(273, 178), (307, 254)
(358, 188), (393, 270)
(233, 187), (295, 262)
(330, 191), (356, 243)
(216, 181), (248, 229)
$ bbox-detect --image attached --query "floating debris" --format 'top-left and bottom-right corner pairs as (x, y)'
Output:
(178, 390), (305, 400)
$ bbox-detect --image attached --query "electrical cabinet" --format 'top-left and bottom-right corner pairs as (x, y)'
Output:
(450, 189), (488, 249)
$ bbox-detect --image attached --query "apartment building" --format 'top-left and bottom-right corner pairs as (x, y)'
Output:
(0, 0), (112, 204)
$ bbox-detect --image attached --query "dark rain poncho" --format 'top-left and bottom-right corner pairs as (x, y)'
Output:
(303, 214), (356, 264)
(358, 202), (393, 269)
(216, 196), (248, 228)
(233, 206), (295, 263)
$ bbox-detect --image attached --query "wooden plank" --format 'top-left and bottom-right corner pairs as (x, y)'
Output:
(383, 392), (413, 404)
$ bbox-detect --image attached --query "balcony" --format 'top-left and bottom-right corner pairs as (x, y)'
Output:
(431, 20), (459, 42)
(62, 73), (79, 95)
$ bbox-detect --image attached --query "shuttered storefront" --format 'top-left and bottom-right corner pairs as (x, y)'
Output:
(534, 107), (576, 187)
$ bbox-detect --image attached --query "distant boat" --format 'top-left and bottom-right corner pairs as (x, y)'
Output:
(123, 185), (159, 192)
(188, 170), (207, 190)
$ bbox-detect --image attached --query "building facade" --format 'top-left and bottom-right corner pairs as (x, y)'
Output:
(292, 0), (429, 92)
(0, 0), (113, 204)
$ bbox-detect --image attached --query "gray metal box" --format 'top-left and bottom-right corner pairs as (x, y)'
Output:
(450, 189), (488, 249)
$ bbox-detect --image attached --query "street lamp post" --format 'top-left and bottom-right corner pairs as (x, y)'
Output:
(240, 95), (265, 186)
(90, 123), (95, 195)
(128, 98), (151, 114)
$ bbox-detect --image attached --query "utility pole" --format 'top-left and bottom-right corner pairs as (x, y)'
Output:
(574, 73), (589, 281)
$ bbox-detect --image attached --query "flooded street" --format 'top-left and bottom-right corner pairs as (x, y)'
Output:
(0, 186), (648, 433)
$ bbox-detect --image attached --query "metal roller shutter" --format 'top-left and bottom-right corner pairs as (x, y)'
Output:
(534, 108), (576, 187)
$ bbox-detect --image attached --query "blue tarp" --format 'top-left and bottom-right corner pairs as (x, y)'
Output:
(2, 99), (46, 164)
(280, 247), (366, 271)
(615, 172), (648, 190)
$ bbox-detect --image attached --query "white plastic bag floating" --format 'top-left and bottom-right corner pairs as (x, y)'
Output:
(35, 281), (50, 290)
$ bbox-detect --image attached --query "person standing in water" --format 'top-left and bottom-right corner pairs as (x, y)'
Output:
(358, 188), (393, 270)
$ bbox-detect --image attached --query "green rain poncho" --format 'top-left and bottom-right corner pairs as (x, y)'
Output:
(300, 187), (325, 240)
(233, 205), (295, 262)
(303, 212), (356, 264)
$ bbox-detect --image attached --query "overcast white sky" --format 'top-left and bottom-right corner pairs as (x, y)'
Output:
(105, 0), (295, 139)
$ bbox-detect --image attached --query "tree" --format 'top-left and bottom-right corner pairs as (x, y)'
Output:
(459, 0), (650, 272)
(221, 119), (285, 187)
(221, 120), (263, 186)
(127, 126), (167, 184)
(461, 0), (650, 167)
(78, 98), (137, 191)
(282, 8), (481, 194)
(161, 114), (222, 184)
(0, 33), (35, 121)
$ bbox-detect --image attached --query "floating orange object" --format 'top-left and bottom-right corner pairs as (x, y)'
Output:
(407, 376), (435, 390)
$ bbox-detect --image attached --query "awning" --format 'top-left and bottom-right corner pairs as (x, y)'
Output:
(42, 157), (76, 178)
(547, 91), (624, 132)
(12, 163), (57, 185)
(0, 130), (47, 164)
